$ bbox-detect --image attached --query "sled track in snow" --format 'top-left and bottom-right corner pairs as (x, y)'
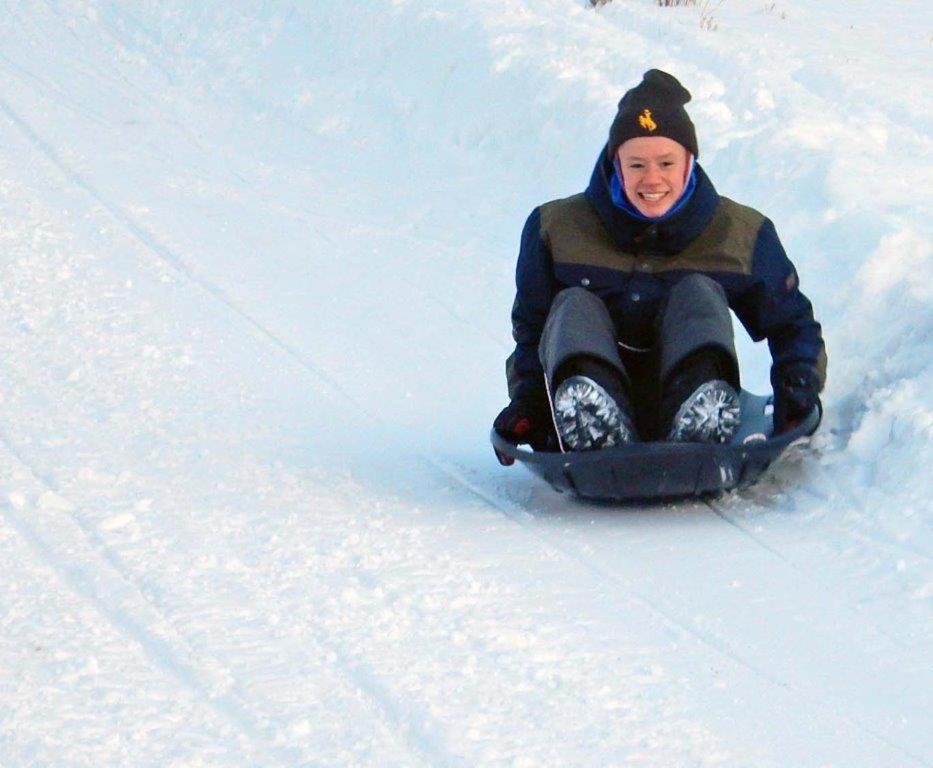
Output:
(701, 496), (917, 652)
(704, 454), (931, 652)
(0, 93), (473, 768)
(3, 88), (929, 768)
(428, 459), (931, 768)
(0, 431), (304, 768)
(0, 422), (459, 768)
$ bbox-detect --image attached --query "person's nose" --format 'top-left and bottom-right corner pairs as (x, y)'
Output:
(643, 162), (662, 185)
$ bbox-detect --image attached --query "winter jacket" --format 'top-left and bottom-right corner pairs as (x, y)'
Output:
(506, 147), (827, 401)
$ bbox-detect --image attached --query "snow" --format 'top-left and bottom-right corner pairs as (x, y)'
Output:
(0, 0), (930, 766)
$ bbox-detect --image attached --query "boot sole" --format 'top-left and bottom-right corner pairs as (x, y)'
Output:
(667, 380), (741, 444)
(552, 375), (636, 451)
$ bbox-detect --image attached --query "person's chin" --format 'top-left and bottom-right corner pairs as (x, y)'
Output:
(635, 200), (673, 217)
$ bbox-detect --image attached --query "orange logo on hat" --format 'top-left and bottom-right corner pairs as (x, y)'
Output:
(638, 109), (657, 132)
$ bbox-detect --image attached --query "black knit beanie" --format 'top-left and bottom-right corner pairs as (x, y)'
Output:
(607, 69), (698, 160)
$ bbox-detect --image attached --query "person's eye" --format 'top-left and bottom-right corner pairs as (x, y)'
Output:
(628, 163), (643, 170)
(661, 161), (674, 168)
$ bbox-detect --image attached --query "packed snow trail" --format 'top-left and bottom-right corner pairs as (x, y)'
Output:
(1, 1), (930, 766)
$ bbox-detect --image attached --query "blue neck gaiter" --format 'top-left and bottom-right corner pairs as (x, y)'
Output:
(611, 156), (698, 222)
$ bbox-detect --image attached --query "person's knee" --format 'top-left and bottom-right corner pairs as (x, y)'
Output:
(547, 285), (611, 326)
(540, 287), (618, 377)
(552, 285), (602, 311)
(669, 273), (726, 306)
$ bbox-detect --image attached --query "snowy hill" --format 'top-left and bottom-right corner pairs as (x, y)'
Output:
(0, 1), (930, 765)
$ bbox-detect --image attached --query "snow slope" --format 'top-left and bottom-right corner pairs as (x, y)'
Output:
(0, 1), (930, 765)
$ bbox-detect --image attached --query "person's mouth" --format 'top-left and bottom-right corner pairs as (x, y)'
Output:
(639, 191), (668, 203)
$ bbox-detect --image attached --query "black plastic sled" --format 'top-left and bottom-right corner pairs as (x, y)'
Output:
(490, 390), (821, 502)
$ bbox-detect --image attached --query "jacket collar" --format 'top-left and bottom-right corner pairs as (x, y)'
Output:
(584, 145), (720, 255)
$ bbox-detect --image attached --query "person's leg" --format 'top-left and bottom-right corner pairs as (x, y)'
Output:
(657, 275), (741, 443)
(539, 287), (627, 386)
(538, 287), (637, 450)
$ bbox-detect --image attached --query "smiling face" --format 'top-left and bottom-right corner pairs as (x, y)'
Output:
(616, 136), (691, 217)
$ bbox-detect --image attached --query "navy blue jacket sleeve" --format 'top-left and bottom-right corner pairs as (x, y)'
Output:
(505, 208), (557, 401)
(732, 218), (827, 390)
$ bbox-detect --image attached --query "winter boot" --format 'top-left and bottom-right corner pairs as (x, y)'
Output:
(662, 348), (740, 444)
(666, 380), (741, 443)
(551, 356), (637, 451)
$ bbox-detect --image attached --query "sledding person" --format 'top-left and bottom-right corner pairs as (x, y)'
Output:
(493, 69), (826, 464)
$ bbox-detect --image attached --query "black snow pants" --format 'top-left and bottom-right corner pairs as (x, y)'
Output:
(538, 274), (740, 439)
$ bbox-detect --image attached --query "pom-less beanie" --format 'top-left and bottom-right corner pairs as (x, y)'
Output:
(607, 69), (699, 159)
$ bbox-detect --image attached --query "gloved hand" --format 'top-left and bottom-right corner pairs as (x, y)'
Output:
(773, 362), (821, 433)
(492, 393), (554, 466)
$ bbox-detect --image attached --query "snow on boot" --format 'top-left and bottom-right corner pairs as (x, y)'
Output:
(666, 380), (741, 444)
(552, 375), (636, 451)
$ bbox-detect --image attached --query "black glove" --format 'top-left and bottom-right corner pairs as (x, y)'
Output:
(492, 393), (554, 466)
(773, 363), (821, 433)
